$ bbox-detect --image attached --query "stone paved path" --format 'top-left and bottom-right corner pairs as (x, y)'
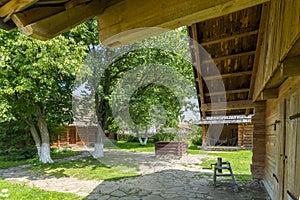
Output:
(0, 150), (269, 199)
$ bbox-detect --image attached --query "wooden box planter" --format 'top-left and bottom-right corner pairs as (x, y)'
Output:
(155, 141), (188, 156)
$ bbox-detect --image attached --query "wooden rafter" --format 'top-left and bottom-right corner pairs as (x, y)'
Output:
(246, 2), (270, 115)
(11, 6), (65, 27)
(203, 71), (253, 81)
(200, 30), (259, 46)
(97, 0), (270, 48)
(201, 100), (254, 111)
(0, 0), (37, 22)
(190, 23), (206, 118)
(19, 0), (105, 40)
(213, 51), (256, 62)
(204, 88), (250, 97)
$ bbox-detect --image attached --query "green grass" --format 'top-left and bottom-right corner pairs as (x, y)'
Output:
(115, 141), (155, 152)
(30, 157), (139, 181)
(50, 151), (79, 159)
(116, 141), (203, 155)
(200, 150), (253, 181)
(0, 179), (83, 200)
(187, 145), (203, 154)
(0, 151), (78, 169)
(0, 156), (28, 169)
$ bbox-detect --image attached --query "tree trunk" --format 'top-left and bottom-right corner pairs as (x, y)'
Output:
(26, 119), (41, 158)
(137, 127), (148, 146)
(93, 124), (104, 158)
(138, 137), (148, 146)
(37, 116), (53, 163)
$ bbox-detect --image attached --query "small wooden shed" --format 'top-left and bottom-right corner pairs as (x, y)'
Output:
(52, 125), (117, 147)
(199, 116), (253, 150)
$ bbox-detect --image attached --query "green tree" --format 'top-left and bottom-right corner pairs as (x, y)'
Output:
(0, 29), (86, 163)
(74, 22), (196, 148)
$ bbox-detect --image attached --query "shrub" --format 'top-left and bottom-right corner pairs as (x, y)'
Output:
(191, 134), (202, 146)
(117, 134), (139, 142)
(0, 122), (36, 161)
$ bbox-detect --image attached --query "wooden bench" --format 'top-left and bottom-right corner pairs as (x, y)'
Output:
(212, 157), (238, 190)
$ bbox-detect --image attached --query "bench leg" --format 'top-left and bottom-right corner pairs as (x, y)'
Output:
(213, 167), (217, 187)
(229, 167), (238, 191)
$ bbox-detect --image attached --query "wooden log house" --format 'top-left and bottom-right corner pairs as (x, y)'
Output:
(0, 0), (299, 199)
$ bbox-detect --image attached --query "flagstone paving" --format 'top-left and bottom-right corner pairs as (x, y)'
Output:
(0, 150), (270, 199)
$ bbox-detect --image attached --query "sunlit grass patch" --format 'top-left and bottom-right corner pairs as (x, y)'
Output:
(0, 179), (83, 200)
(115, 141), (155, 152)
(30, 157), (139, 181)
(200, 150), (253, 181)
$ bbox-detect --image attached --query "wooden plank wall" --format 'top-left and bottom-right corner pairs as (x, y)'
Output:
(284, 91), (300, 200)
(237, 123), (253, 149)
(263, 98), (279, 197)
(253, 0), (300, 100)
(263, 76), (300, 199)
(251, 101), (266, 179)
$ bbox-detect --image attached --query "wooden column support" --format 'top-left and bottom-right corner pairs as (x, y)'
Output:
(251, 101), (266, 179)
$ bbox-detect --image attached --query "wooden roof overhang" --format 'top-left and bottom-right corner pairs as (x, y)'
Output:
(188, 4), (269, 118)
(1, 0), (299, 120)
(0, 0), (269, 45)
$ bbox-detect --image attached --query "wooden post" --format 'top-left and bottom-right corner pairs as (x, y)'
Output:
(251, 101), (266, 179)
(201, 125), (207, 148)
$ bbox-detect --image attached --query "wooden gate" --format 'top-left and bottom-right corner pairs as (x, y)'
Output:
(277, 91), (300, 200)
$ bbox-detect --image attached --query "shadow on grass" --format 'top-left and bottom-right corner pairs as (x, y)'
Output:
(30, 155), (141, 181)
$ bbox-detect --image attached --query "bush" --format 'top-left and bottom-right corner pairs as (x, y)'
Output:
(0, 122), (36, 161)
(191, 134), (202, 146)
(152, 132), (177, 142)
(117, 134), (139, 142)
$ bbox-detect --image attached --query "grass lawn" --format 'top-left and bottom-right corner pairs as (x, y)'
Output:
(187, 145), (202, 154)
(0, 179), (83, 200)
(0, 151), (78, 169)
(116, 141), (202, 155)
(115, 141), (155, 152)
(200, 150), (253, 181)
(0, 156), (28, 169)
(30, 157), (139, 181)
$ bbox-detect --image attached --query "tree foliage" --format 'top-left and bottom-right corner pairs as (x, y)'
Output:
(73, 21), (196, 146)
(0, 29), (87, 162)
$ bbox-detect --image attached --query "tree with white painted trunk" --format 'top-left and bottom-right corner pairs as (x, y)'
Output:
(0, 29), (86, 163)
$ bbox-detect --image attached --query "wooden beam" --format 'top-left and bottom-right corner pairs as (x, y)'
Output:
(213, 51), (256, 62)
(0, 0), (37, 22)
(65, 0), (91, 9)
(201, 100), (255, 111)
(11, 6), (65, 27)
(35, 0), (69, 5)
(203, 71), (253, 81)
(286, 35), (300, 58)
(260, 88), (278, 100)
(246, 2), (269, 115)
(200, 30), (259, 46)
(19, 0), (105, 40)
(96, 0), (270, 48)
(264, 56), (300, 90)
(204, 88), (250, 96)
(281, 56), (300, 77)
(190, 24), (206, 118)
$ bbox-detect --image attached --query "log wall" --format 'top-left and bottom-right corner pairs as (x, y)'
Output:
(237, 123), (253, 149)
